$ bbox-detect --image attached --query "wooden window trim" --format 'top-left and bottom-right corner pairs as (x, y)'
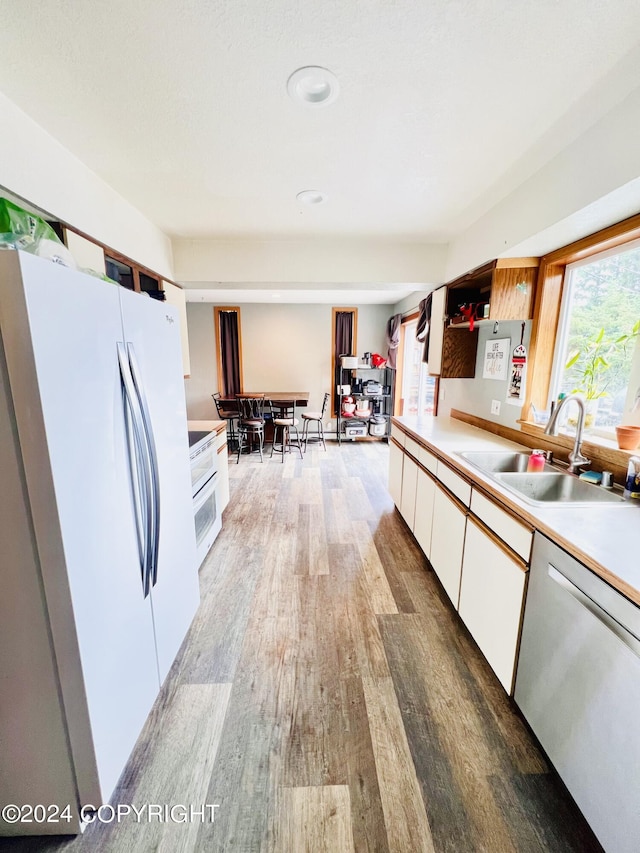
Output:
(213, 306), (244, 396)
(394, 311), (439, 417)
(524, 211), (640, 419)
(331, 307), (358, 417)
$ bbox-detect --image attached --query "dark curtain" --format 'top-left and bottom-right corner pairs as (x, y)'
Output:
(335, 311), (354, 359)
(385, 313), (402, 368)
(416, 293), (433, 364)
(219, 310), (241, 397)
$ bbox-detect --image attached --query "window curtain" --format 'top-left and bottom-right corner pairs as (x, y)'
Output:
(385, 313), (402, 368)
(335, 311), (354, 359)
(415, 294), (433, 364)
(219, 310), (241, 397)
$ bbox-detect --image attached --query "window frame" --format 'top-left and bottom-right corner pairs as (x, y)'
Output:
(213, 306), (244, 397)
(524, 211), (640, 421)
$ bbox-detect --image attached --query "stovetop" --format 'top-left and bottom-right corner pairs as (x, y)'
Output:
(188, 430), (213, 448)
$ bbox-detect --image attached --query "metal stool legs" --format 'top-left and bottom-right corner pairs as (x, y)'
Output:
(271, 421), (303, 462)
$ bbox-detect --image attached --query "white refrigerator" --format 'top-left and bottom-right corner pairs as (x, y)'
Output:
(0, 251), (199, 835)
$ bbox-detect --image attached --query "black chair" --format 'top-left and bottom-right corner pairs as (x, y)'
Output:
(270, 401), (303, 462)
(301, 392), (329, 451)
(212, 392), (238, 450)
(236, 395), (266, 463)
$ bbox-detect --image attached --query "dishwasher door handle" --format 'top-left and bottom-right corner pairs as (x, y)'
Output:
(548, 564), (640, 656)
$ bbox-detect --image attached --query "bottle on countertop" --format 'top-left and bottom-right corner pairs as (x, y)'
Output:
(527, 449), (546, 472)
(623, 456), (640, 499)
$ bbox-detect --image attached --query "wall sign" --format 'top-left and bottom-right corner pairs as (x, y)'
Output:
(482, 338), (510, 381)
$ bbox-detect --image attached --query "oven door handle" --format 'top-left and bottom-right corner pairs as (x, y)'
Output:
(193, 471), (220, 512)
(127, 343), (161, 588)
(118, 342), (153, 598)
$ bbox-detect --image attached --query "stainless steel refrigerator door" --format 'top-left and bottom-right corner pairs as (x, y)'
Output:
(119, 288), (199, 683)
(2, 252), (161, 811)
(515, 533), (640, 853)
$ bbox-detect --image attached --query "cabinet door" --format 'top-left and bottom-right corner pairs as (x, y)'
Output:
(388, 440), (404, 508)
(430, 485), (466, 608)
(217, 440), (230, 512)
(428, 286), (446, 375)
(459, 518), (526, 693)
(163, 280), (191, 377)
(400, 452), (418, 530)
(414, 467), (435, 558)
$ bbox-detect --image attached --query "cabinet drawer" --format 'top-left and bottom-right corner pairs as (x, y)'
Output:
(470, 490), (532, 561)
(418, 445), (438, 474)
(404, 435), (421, 460)
(390, 424), (405, 446)
(436, 461), (472, 506)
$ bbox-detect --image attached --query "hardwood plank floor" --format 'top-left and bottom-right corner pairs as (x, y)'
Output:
(0, 441), (603, 853)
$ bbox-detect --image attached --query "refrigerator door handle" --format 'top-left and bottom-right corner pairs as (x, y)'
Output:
(127, 343), (161, 588)
(117, 342), (153, 597)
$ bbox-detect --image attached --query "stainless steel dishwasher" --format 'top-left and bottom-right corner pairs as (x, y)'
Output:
(515, 533), (640, 853)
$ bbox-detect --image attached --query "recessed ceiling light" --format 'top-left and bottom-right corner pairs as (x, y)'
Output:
(287, 66), (340, 107)
(296, 190), (327, 205)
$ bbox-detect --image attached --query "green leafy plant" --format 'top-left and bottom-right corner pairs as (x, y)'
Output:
(565, 320), (640, 400)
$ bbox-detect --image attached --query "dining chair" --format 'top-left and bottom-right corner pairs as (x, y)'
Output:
(301, 392), (330, 451)
(235, 395), (266, 463)
(270, 400), (303, 462)
(212, 392), (238, 450)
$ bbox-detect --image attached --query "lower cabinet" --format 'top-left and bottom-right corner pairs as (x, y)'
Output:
(388, 440), (404, 509)
(458, 517), (527, 692)
(430, 485), (467, 608)
(414, 467), (436, 558)
(400, 452), (419, 530)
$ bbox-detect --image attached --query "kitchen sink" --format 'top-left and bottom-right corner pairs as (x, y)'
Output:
(458, 450), (555, 473)
(493, 472), (626, 505)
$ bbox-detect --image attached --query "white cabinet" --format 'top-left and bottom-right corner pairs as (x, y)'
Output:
(400, 452), (419, 530)
(428, 286), (446, 376)
(414, 467), (436, 558)
(388, 439), (404, 508)
(162, 280), (191, 378)
(216, 431), (230, 512)
(459, 518), (527, 693)
(430, 485), (467, 608)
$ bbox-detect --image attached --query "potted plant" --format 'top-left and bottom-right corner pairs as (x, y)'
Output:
(563, 320), (640, 428)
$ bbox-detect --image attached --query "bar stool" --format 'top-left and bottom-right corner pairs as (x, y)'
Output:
(236, 395), (266, 463)
(270, 401), (303, 463)
(301, 392), (329, 451)
(212, 392), (238, 450)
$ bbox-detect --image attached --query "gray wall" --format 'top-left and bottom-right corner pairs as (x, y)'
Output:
(439, 320), (533, 429)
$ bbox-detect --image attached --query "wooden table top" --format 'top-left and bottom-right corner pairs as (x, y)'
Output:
(223, 392), (310, 407)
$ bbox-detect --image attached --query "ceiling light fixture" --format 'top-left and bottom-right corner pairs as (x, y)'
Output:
(296, 190), (327, 205)
(287, 66), (340, 107)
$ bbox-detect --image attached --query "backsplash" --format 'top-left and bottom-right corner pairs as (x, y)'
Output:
(439, 319), (533, 429)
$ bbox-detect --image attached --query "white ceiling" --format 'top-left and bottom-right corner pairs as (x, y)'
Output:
(1, 2), (640, 270)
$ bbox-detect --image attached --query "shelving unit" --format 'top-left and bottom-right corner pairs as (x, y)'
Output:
(335, 364), (394, 444)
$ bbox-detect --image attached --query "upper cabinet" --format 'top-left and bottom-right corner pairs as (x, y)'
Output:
(447, 257), (539, 327)
(429, 258), (539, 378)
(163, 280), (191, 378)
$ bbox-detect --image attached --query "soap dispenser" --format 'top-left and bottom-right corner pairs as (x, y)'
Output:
(623, 456), (640, 499)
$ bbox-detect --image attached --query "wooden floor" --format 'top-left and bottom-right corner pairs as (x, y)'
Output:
(1, 441), (603, 853)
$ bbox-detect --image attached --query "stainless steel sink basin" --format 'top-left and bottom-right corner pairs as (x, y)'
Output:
(493, 472), (626, 505)
(458, 450), (555, 473)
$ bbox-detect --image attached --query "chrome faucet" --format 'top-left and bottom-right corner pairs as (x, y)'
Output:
(544, 394), (591, 474)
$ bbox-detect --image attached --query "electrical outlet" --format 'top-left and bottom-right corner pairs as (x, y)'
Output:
(491, 399), (501, 416)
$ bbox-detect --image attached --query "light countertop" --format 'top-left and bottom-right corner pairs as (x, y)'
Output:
(394, 415), (640, 606)
(188, 419), (226, 435)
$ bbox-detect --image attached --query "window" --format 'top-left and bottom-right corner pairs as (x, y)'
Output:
(398, 318), (438, 417)
(331, 307), (358, 416)
(214, 307), (243, 398)
(550, 242), (640, 435)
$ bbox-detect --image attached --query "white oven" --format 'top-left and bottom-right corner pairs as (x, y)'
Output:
(189, 430), (223, 567)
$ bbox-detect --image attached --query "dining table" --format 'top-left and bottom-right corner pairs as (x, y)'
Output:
(222, 391), (309, 409)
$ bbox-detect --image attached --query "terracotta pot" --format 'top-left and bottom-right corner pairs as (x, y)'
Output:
(615, 425), (640, 450)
